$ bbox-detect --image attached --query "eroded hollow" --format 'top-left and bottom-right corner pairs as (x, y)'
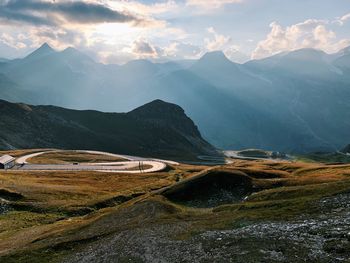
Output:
(163, 170), (254, 208)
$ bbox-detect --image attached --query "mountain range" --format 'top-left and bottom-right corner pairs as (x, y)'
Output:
(1, 43), (350, 153)
(0, 99), (219, 160)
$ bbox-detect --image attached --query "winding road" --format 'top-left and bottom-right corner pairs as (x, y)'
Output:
(15, 150), (177, 173)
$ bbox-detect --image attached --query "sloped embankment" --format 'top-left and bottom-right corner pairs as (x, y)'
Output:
(161, 169), (257, 208)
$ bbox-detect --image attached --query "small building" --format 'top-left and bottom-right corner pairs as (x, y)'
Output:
(0, 155), (15, 169)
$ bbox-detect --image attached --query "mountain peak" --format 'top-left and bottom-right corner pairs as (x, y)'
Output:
(191, 50), (239, 75)
(129, 99), (184, 116)
(62, 46), (78, 53)
(26, 43), (55, 59)
(200, 51), (231, 63)
(129, 99), (208, 141)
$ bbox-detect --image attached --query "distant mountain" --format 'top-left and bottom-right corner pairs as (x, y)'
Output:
(190, 51), (254, 88)
(0, 99), (219, 161)
(0, 58), (9, 63)
(24, 43), (55, 61)
(333, 48), (350, 77)
(335, 46), (350, 57)
(246, 48), (341, 77)
(0, 74), (37, 103)
(1, 44), (350, 153)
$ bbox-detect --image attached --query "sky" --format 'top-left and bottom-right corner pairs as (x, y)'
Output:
(0, 0), (349, 64)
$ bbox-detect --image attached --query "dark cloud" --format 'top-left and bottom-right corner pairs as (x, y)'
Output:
(0, 0), (143, 26)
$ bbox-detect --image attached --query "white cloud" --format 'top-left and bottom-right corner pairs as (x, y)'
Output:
(335, 13), (350, 25)
(107, 0), (179, 16)
(205, 27), (231, 51)
(0, 33), (27, 49)
(113, 39), (203, 62)
(252, 19), (350, 59)
(163, 41), (202, 59)
(204, 27), (249, 63)
(224, 46), (249, 63)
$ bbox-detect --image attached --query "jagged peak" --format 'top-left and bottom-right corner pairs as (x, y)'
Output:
(25, 43), (55, 59)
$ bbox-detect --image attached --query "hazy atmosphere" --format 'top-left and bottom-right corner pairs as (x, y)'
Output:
(1, 1), (350, 263)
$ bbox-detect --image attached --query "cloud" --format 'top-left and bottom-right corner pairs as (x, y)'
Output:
(0, 0), (147, 26)
(186, 0), (242, 9)
(28, 26), (88, 49)
(0, 33), (27, 49)
(224, 46), (249, 63)
(131, 38), (202, 60)
(131, 39), (159, 57)
(204, 27), (249, 62)
(100, 38), (203, 64)
(107, 0), (179, 16)
(130, 38), (168, 59)
(252, 19), (350, 59)
(205, 27), (231, 51)
(335, 13), (350, 25)
(164, 41), (202, 59)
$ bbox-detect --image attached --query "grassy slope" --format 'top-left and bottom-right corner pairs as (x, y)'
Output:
(295, 152), (350, 164)
(27, 151), (127, 164)
(0, 150), (350, 262)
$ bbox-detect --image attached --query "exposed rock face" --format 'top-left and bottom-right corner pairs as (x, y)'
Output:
(0, 99), (220, 161)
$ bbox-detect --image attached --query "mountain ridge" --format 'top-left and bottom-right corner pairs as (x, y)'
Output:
(0, 99), (220, 161)
(1, 44), (350, 153)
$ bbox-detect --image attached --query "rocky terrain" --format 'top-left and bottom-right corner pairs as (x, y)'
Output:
(64, 193), (350, 263)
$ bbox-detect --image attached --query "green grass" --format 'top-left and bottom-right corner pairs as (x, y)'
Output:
(295, 152), (350, 164)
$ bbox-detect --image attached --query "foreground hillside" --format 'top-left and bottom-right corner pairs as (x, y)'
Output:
(0, 99), (219, 161)
(0, 150), (349, 262)
(1, 44), (350, 152)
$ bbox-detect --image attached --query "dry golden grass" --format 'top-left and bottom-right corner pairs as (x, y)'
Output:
(0, 149), (53, 158)
(0, 170), (174, 210)
(1, 157), (350, 261)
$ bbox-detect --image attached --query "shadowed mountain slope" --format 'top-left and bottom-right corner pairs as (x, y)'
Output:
(0, 99), (220, 161)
